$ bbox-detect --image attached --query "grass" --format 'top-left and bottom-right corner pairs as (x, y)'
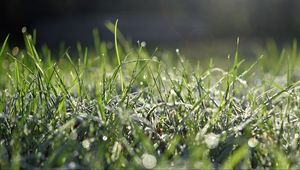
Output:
(1, 23), (300, 169)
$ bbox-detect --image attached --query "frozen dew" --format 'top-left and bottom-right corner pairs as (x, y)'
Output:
(82, 139), (91, 150)
(73, 151), (79, 157)
(171, 89), (177, 96)
(152, 56), (158, 62)
(238, 78), (248, 86)
(27, 34), (32, 40)
(70, 131), (78, 140)
(204, 133), (220, 149)
(37, 152), (42, 159)
(102, 136), (108, 141)
(12, 47), (19, 56)
(248, 137), (259, 148)
(180, 57), (184, 63)
(67, 162), (76, 169)
(21, 26), (27, 33)
(141, 41), (147, 47)
(141, 153), (157, 169)
(171, 161), (175, 167)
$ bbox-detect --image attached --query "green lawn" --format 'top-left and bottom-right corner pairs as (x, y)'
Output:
(1, 22), (300, 169)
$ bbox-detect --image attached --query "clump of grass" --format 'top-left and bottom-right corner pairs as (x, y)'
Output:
(1, 23), (300, 169)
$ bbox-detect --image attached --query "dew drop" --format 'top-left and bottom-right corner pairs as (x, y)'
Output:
(204, 133), (220, 149)
(12, 47), (19, 56)
(102, 136), (108, 141)
(171, 161), (175, 167)
(180, 57), (184, 63)
(21, 26), (27, 33)
(141, 153), (157, 169)
(248, 137), (259, 148)
(70, 132), (77, 140)
(141, 41), (147, 47)
(67, 162), (76, 169)
(152, 56), (158, 62)
(82, 139), (91, 149)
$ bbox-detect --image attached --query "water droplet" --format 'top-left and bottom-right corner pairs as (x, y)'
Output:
(12, 47), (19, 56)
(21, 26), (27, 33)
(73, 151), (79, 156)
(171, 89), (177, 96)
(238, 79), (247, 86)
(248, 137), (259, 148)
(140, 82), (144, 86)
(237, 37), (240, 45)
(176, 48), (180, 54)
(171, 161), (175, 167)
(205, 133), (220, 149)
(82, 139), (91, 149)
(67, 162), (76, 169)
(103, 136), (108, 141)
(141, 41), (147, 47)
(152, 56), (158, 62)
(142, 153), (157, 169)
(180, 57), (184, 63)
(143, 75), (147, 79)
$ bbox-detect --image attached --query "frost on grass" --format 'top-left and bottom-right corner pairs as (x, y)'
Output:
(1, 31), (300, 169)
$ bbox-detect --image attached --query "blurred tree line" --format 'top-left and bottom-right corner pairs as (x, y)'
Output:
(2, 0), (300, 44)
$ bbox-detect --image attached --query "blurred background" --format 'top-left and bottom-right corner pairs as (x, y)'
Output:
(2, 0), (300, 57)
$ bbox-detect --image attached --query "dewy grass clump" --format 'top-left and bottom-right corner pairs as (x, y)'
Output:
(1, 23), (300, 169)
